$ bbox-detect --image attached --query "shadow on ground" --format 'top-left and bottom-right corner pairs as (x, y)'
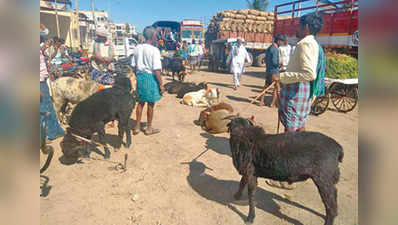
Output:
(40, 175), (52, 197)
(245, 70), (266, 79)
(200, 132), (230, 157)
(208, 82), (233, 89)
(182, 160), (325, 224)
(226, 95), (251, 103)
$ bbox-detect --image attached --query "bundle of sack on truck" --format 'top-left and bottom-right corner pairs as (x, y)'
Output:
(206, 9), (275, 36)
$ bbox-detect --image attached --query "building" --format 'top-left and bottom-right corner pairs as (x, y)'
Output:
(78, 10), (111, 48)
(110, 23), (136, 39)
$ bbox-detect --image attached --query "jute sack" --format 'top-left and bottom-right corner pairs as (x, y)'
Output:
(255, 16), (266, 21)
(238, 9), (250, 14)
(249, 9), (261, 16)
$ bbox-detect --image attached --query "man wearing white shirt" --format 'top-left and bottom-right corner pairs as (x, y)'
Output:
(131, 26), (164, 136)
(227, 37), (252, 90)
(269, 13), (326, 189)
(196, 40), (204, 69)
(278, 35), (292, 72)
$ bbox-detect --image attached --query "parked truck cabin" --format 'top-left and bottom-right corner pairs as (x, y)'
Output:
(180, 20), (204, 44)
(152, 20), (204, 45)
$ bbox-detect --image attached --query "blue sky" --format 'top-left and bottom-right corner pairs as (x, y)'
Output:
(73, 0), (316, 33)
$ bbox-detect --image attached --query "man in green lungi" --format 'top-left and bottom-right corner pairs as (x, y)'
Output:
(131, 26), (165, 136)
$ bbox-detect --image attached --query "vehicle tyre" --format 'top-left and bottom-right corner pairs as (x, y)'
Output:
(255, 53), (266, 67)
(245, 52), (253, 67)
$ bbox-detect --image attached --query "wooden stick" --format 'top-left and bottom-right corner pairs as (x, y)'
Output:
(250, 81), (275, 104)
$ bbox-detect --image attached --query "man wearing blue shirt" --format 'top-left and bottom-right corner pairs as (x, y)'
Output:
(260, 34), (285, 107)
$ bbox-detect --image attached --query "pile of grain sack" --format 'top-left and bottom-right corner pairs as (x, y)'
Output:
(206, 9), (274, 43)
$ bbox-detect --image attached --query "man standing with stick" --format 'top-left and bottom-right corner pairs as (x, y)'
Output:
(260, 34), (285, 107)
(267, 13), (326, 189)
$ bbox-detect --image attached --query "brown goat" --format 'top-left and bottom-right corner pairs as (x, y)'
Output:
(198, 102), (233, 128)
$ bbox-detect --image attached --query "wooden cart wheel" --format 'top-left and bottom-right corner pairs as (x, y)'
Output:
(311, 93), (330, 115)
(40, 112), (54, 173)
(41, 145), (54, 174)
(330, 83), (358, 113)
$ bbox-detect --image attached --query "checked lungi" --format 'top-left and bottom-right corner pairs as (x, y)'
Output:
(278, 81), (311, 132)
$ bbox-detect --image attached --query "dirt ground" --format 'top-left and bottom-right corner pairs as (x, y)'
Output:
(40, 67), (358, 225)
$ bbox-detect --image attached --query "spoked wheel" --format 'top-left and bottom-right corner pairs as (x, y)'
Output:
(40, 111), (54, 173)
(41, 145), (54, 174)
(311, 93), (330, 115)
(330, 83), (358, 113)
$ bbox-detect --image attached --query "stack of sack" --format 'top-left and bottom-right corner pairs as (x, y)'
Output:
(206, 9), (275, 34)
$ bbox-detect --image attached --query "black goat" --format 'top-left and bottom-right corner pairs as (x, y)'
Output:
(161, 56), (171, 75)
(176, 82), (208, 98)
(61, 77), (136, 160)
(169, 56), (187, 81)
(225, 116), (344, 225)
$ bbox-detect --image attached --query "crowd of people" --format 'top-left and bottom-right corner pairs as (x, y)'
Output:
(40, 12), (326, 175)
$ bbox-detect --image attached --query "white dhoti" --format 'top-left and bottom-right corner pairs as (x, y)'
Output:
(232, 62), (244, 86)
(227, 44), (251, 87)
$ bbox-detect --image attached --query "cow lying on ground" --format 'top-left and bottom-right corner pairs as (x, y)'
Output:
(182, 88), (220, 107)
(198, 102), (234, 134)
(61, 77), (136, 160)
(225, 116), (344, 225)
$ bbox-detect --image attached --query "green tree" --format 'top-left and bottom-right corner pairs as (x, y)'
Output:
(246, 0), (270, 11)
(125, 23), (130, 36)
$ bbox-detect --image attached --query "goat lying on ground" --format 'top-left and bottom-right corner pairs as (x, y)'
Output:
(225, 116), (344, 225)
(198, 102), (234, 134)
(61, 77), (136, 160)
(182, 88), (220, 107)
(176, 82), (208, 98)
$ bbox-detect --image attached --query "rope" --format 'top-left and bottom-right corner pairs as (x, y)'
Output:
(70, 132), (104, 147)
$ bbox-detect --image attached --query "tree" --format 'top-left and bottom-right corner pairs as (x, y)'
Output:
(125, 23), (130, 36)
(246, 0), (270, 11)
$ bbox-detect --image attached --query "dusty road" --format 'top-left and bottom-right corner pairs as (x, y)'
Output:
(40, 67), (358, 225)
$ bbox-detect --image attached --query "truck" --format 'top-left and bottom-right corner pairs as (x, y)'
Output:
(113, 37), (138, 58)
(180, 19), (205, 44)
(205, 0), (358, 70)
(273, 0), (358, 57)
(205, 9), (275, 67)
(151, 19), (204, 51)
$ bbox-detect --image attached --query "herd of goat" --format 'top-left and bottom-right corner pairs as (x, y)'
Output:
(48, 54), (344, 225)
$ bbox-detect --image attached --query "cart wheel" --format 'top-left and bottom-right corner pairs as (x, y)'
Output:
(40, 145), (54, 173)
(330, 83), (358, 113)
(311, 93), (330, 115)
